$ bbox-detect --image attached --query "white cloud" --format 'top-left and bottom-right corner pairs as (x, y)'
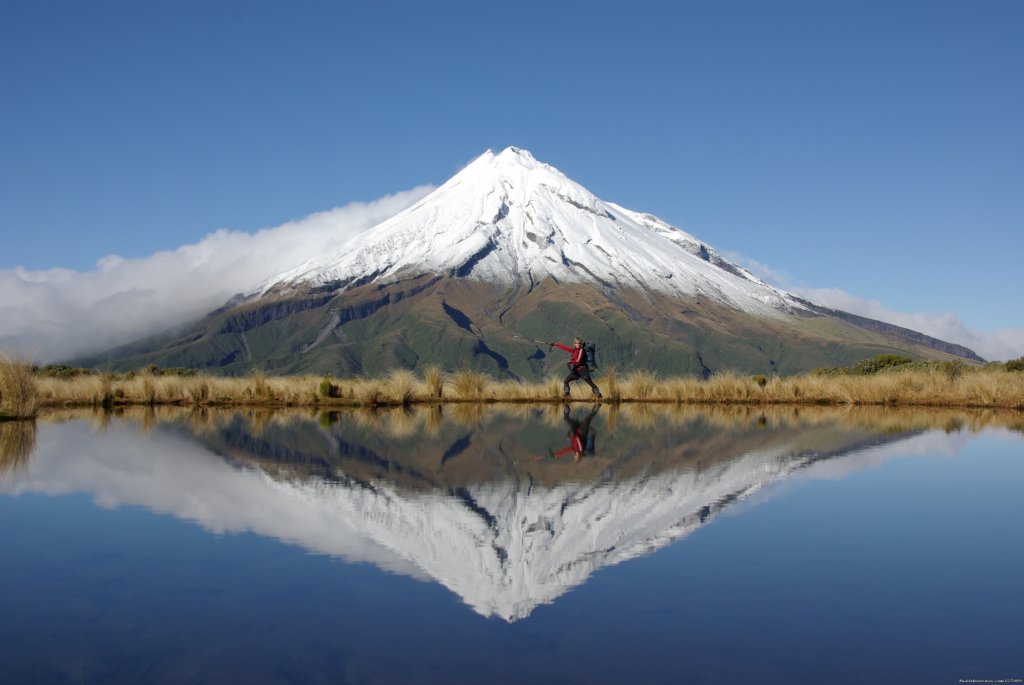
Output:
(730, 254), (1024, 363)
(792, 287), (1024, 362)
(0, 186), (433, 363)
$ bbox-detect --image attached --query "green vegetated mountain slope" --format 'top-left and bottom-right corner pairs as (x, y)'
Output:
(77, 275), (982, 379)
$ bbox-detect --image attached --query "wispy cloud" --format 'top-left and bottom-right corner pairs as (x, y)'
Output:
(732, 255), (1024, 362)
(0, 187), (433, 363)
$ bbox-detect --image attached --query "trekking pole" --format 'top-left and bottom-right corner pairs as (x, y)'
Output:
(511, 334), (551, 346)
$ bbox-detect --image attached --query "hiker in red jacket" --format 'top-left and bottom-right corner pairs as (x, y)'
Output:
(550, 337), (602, 399)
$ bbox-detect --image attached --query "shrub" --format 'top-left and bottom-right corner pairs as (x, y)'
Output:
(36, 364), (92, 378)
(319, 376), (339, 398)
(1006, 356), (1024, 372)
(161, 367), (199, 377)
(850, 354), (914, 375)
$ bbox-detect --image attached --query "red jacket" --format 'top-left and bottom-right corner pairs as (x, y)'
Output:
(553, 342), (586, 368)
(553, 436), (583, 458)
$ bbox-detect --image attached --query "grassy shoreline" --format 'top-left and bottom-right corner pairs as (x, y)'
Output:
(5, 356), (1022, 416)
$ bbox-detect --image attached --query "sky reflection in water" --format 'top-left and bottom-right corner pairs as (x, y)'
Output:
(1, 405), (1022, 684)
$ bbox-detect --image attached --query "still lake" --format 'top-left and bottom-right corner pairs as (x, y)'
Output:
(1, 404), (1021, 684)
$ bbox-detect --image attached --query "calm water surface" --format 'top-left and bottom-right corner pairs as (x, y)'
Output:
(1, 405), (1022, 684)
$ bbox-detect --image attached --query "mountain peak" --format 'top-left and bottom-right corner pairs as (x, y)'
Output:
(494, 145), (536, 162)
(453, 146), (542, 177)
(450, 146), (578, 195)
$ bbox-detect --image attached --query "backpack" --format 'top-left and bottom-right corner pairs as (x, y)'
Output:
(583, 342), (597, 371)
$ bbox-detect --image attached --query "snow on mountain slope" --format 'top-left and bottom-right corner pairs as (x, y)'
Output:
(264, 147), (808, 317)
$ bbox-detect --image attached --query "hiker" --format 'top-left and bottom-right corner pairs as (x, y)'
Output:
(550, 337), (602, 399)
(550, 403), (601, 462)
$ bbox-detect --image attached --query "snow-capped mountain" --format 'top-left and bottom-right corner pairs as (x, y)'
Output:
(264, 147), (807, 318)
(78, 147), (983, 376)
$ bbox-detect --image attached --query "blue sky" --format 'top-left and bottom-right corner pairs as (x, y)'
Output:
(2, 0), (1021, 361)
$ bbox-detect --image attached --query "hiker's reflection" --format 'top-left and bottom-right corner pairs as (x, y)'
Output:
(548, 403), (600, 463)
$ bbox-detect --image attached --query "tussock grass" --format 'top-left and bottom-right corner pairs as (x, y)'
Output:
(0, 355), (38, 419)
(18, 356), (1024, 411)
(422, 365), (443, 399)
(448, 370), (490, 400)
(622, 370), (659, 401)
(602, 368), (621, 402)
(383, 369), (418, 405)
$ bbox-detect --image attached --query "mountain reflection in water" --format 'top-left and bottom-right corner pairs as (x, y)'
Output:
(4, 404), (1021, 621)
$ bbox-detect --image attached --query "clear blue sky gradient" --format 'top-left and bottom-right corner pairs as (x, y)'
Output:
(2, 0), (1021, 333)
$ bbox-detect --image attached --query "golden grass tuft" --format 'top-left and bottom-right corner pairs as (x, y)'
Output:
(0, 354), (39, 418)
(448, 370), (490, 400)
(421, 365), (444, 399)
(622, 370), (658, 401)
(382, 369), (419, 405)
(602, 368), (621, 402)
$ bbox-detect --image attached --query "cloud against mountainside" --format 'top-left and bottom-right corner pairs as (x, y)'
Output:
(2, 198), (1019, 366)
(0, 187), (433, 363)
(793, 287), (1024, 363)
(735, 256), (1024, 362)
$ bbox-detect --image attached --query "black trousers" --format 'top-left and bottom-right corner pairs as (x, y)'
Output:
(564, 365), (601, 396)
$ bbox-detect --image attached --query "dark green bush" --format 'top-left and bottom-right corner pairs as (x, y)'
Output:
(811, 354), (916, 377)
(319, 376), (340, 398)
(160, 367), (199, 377)
(36, 364), (92, 378)
(849, 354), (914, 375)
(1006, 356), (1024, 372)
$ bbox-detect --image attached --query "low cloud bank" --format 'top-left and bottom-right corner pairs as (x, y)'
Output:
(737, 257), (1023, 362)
(792, 287), (1023, 363)
(0, 186), (433, 363)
